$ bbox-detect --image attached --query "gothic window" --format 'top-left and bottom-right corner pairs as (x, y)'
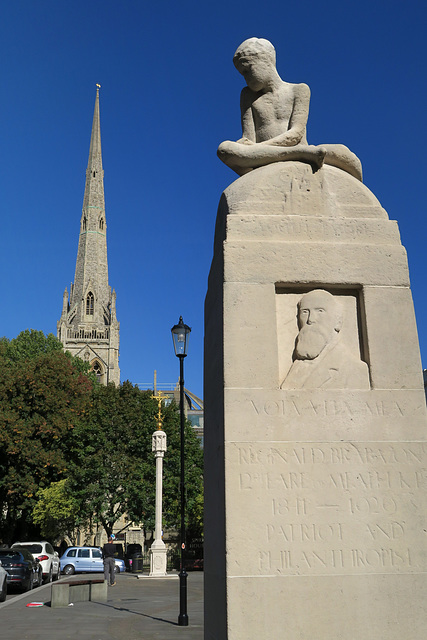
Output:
(92, 361), (103, 381)
(99, 218), (104, 230)
(93, 171), (96, 177)
(86, 292), (94, 316)
(82, 217), (87, 231)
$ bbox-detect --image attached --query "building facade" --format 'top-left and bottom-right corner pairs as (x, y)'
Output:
(57, 88), (120, 384)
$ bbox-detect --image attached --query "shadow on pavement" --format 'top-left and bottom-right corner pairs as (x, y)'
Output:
(96, 599), (178, 626)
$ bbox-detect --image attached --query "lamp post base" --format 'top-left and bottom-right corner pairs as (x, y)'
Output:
(178, 568), (189, 626)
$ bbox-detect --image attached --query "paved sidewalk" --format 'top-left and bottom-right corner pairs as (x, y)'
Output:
(0, 572), (203, 639)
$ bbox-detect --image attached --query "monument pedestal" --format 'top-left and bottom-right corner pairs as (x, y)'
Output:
(204, 162), (427, 639)
(149, 539), (167, 577)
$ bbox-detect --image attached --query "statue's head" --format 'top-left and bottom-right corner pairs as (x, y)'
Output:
(294, 290), (343, 360)
(234, 38), (276, 66)
(233, 38), (277, 91)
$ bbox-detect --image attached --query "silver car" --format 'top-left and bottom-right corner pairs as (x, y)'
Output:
(60, 546), (126, 575)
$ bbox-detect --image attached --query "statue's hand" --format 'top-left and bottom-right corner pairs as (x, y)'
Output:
(236, 137), (256, 146)
(260, 130), (303, 148)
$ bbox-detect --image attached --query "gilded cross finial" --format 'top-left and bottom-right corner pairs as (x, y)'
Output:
(153, 390), (165, 430)
(96, 83), (101, 90)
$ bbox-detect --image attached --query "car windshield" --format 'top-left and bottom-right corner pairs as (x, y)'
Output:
(14, 544), (43, 554)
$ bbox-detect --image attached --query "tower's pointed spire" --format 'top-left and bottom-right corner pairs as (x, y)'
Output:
(88, 86), (102, 170)
(83, 84), (104, 213)
(57, 85), (120, 385)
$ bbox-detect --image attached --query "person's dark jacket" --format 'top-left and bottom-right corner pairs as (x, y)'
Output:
(102, 543), (116, 559)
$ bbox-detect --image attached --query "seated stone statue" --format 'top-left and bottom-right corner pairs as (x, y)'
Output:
(218, 38), (363, 181)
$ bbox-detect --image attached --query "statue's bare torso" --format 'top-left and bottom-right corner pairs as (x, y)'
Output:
(240, 82), (309, 145)
(218, 38), (362, 181)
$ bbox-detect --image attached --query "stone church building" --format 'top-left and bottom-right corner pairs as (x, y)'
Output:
(57, 88), (120, 385)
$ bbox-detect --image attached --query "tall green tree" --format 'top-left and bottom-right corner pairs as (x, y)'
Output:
(0, 335), (93, 543)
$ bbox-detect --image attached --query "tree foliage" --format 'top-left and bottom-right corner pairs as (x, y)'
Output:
(0, 333), (93, 544)
(0, 329), (63, 361)
(32, 479), (83, 543)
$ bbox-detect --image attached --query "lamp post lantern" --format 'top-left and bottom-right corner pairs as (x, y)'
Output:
(171, 316), (191, 627)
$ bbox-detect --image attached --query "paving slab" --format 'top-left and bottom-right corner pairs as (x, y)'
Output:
(0, 572), (203, 640)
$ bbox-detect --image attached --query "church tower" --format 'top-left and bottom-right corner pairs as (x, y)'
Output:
(57, 87), (120, 385)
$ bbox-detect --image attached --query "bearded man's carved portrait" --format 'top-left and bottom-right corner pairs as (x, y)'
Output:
(281, 289), (370, 390)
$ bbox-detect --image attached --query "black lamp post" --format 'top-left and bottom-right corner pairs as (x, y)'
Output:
(171, 316), (191, 627)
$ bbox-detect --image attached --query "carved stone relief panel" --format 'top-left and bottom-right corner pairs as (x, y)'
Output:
(276, 287), (369, 390)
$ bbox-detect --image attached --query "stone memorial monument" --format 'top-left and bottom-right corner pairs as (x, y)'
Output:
(204, 38), (427, 640)
(149, 426), (167, 577)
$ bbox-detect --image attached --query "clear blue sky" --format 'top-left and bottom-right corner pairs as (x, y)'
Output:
(0, 0), (426, 400)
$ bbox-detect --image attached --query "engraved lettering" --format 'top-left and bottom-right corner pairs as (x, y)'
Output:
(394, 402), (404, 416)
(234, 440), (427, 576)
(280, 550), (292, 569)
(330, 447), (352, 464)
(272, 498), (289, 515)
(311, 447), (326, 463)
(266, 523), (344, 543)
(311, 551), (327, 566)
(247, 396), (411, 418)
(267, 447), (288, 464)
(349, 496), (397, 515)
(239, 447), (262, 465)
(296, 497), (308, 515)
(292, 448), (306, 464)
(399, 472), (412, 489)
(364, 402), (375, 416)
(308, 400), (324, 416)
(291, 400), (301, 416)
(264, 401), (280, 416)
(250, 399), (260, 415)
(258, 551), (271, 570)
(415, 470), (427, 488)
(366, 522), (405, 540)
(352, 548), (411, 568)
(331, 549), (345, 568)
(302, 551), (312, 568)
(376, 401), (385, 415)
(404, 448), (422, 463)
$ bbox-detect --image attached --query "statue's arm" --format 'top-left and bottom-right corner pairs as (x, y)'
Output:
(261, 83), (310, 147)
(237, 87), (256, 144)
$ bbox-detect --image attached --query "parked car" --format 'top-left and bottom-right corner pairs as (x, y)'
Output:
(0, 560), (7, 602)
(12, 541), (60, 583)
(60, 546), (126, 576)
(0, 548), (43, 592)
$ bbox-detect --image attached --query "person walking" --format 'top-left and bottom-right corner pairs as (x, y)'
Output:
(103, 536), (116, 586)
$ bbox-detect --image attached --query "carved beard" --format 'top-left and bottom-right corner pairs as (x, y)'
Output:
(294, 323), (336, 360)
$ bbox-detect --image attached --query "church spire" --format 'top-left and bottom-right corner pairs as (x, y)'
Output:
(71, 85), (109, 321)
(57, 86), (120, 385)
(83, 85), (104, 213)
